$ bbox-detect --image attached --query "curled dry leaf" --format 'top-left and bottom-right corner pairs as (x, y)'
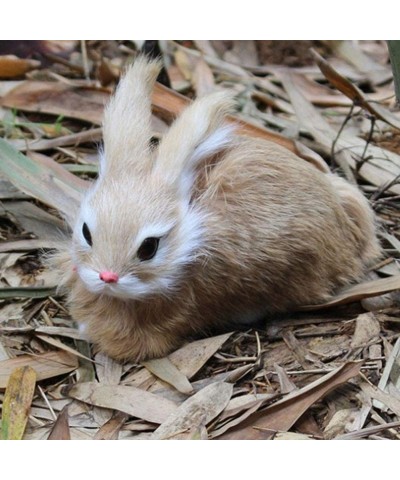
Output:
(2, 366), (36, 440)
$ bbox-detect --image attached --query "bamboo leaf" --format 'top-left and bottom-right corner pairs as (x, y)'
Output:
(0, 138), (85, 223)
(64, 382), (178, 424)
(0, 351), (78, 389)
(219, 361), (363, 439)
(142, 357), (194, 395)
(152, 382), (233, 439)
(2, 366), (36, 440)
(47, 405), (71, 440)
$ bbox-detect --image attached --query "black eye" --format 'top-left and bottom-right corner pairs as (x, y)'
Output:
(82, 222), (92, 246)
(137, 237), (159, 261)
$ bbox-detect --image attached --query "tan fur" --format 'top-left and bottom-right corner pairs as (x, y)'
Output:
(53, 58), (381, 362)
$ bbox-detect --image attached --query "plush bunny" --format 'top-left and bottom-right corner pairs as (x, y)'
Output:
(54, 57), (381, 362)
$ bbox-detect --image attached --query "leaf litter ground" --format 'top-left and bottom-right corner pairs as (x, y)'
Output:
(1, 40), (400, 440)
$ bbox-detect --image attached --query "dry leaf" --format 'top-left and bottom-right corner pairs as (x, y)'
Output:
(47, 405), (71, 440)
(0, 350), (78, 389)
(151, 83), (328, 173)
(64, 382), (178, 424)
(219, 361), (363, 439)
(312, 49), (400, 130)
(0, 140), (86, 223)
(329, 40), (392, 85)
(2, 366), (36, 440)
(301, 275), (400, 311)
(1, 81), (108, 124)
(95, 352), (123, 385)
(35, 334), (94, 363)
(152, 382), (233, 439)
(336, 420), (400, 440)
(278, 70), (400, 193)
(193, 58), (215, 97)
(323, 408), (359, 439)
(94, 411), (129, 440)
(142, 357), (194, 395)
(374, 338), (400, 412)
(168, 332), (232, 379)
(0, 55), (40, 78)
(350, 313), (380, 349)
(274, 364), (297, 394)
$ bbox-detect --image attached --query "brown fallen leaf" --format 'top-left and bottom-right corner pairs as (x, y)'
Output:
(64, 382), (178, 424)
(152, 382), (233, 439)
(328, 40), (392, 85)
(94, 352), (123, 385)
(336, 420), (400, 440)
(374, 338), (400, 412)
(35, 334), (95, 363)
(142, 357), (194, 395)
(278, 70), (400, 194)
(311, 49), (400, 130)
(94, 411), (129, 440)
(300, 275), (400, 311)
(219, 361), (363, 439)
(1, 81), (109, 124)
(0, 350), (78, 389)
(168, 332), (233, 380)
(124, 333), (233, 394)
(152, 82), (329, 173)
(47, 405), (71, 440)
(2, 366), (36, 440)
(350, 312), (380, 349)
(0, 55), (40, 78)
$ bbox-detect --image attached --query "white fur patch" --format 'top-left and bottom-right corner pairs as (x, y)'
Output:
(135, 221), (176, 250)
(77, 264), (172, 300)
(191, 124), (235, 165)
(75, 193), (98, 250)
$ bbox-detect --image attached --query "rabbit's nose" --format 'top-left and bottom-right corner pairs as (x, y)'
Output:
(99, 271), (119, 283)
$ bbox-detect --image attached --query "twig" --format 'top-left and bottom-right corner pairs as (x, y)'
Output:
(81, 40), (90, 81)
(37, 385), (57, 421)
(331, 103), (355, 166)
(356, 114), (376, 173)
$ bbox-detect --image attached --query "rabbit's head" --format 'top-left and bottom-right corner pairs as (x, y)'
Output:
(72, 57), (235, 299)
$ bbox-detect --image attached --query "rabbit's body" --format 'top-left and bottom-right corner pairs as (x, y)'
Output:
(58, 58), (381, 361)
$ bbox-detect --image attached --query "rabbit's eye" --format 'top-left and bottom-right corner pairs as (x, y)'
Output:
(137, 237), (159, 261)
(82, 222), (92, 246)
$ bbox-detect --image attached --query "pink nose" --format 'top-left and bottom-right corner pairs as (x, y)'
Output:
(99, 271), (119, 283)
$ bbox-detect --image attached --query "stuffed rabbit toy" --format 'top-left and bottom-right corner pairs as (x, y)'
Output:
(54, 57), (381, 361)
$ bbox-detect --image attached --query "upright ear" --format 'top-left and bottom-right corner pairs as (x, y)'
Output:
(101, 56), (162, 173)
(154, 90), (235, 196)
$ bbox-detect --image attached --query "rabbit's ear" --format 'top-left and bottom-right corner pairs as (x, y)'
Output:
(155, 90), (235, 196)
(101, 56), (162, 174)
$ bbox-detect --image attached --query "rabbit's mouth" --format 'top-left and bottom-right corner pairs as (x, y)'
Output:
(76, 265), (173, 300)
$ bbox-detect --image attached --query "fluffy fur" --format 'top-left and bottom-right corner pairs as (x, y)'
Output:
(53, 57), (381, 362)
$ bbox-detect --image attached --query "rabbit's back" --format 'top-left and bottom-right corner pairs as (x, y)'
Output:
(189, 137), (380, 322)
